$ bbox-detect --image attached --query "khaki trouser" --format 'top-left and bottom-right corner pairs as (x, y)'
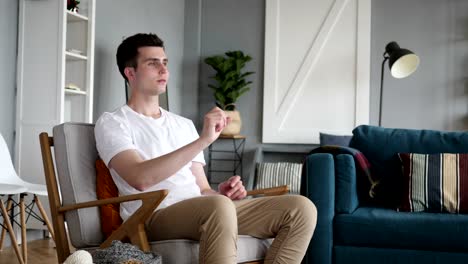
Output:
(145, 195), (317, 264)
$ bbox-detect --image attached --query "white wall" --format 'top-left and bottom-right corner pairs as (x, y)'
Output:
(0, 1), (18, 153)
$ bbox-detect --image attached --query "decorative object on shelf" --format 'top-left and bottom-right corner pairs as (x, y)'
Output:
(67, 0), (80, 12)
(67, 48), (83, 55)
(379, 41), (419, 126)
(65, 83), (81, 91)
(204, 51), (254, 136)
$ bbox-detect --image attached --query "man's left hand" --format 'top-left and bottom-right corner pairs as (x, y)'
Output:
(218, 175), (247, 200)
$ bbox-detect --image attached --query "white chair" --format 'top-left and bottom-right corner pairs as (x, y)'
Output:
(0, 184), (26, 264)
(0, 133), (54, 264)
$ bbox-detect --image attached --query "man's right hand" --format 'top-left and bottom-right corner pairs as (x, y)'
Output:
(109, 107), (230, 191)
(200, 107), (231, 147)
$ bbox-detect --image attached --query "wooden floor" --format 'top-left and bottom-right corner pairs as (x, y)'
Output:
(0, 238), (58, 264)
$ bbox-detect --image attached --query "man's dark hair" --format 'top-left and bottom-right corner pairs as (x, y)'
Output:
(116, 33), (165, 81)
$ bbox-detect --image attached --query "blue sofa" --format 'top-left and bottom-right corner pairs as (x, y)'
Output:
(302, 125), (468, 264)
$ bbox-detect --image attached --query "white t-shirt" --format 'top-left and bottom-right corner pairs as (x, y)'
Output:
(95, 105), (205, 221)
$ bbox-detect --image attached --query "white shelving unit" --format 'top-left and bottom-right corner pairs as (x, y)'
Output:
(65, 51), (88, 61)
(65, 89), (88, 96)
(16, 0), (95, 230)
(67, 10), (89, 22)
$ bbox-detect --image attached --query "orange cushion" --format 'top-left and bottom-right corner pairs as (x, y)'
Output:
(95, 158), (122, 238)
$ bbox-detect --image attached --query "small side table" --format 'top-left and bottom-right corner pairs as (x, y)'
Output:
(207, 135), (246, 184)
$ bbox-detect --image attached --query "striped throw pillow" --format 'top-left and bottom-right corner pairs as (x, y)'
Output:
(398, 153), (468, 213)
(255, 162), (302, 194)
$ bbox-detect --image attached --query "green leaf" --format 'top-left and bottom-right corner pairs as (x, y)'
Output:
(205, 50), (255, 104)
(208, 84), (218, 91)
(225, 71), (236, 80)
(240, 71), (254, 78)
(224, 80), (235, 92)
(237, 87), (250, 97)
(215, 91), (225, 105)
(213, 75), (224, 83)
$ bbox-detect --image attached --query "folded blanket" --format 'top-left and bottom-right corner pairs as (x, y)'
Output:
(92, 240), (161, 264)
(301, 145), (378, 198)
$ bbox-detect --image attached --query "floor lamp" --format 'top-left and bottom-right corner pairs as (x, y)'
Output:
(379, 41), (420, 126)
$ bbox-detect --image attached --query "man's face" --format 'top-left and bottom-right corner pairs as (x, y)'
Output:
(131, 46), (169, 96)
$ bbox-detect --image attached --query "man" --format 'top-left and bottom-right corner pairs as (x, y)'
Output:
(95, 33), (317, 264)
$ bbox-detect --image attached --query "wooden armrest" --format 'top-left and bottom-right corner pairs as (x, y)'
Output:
(246, 185), (289, 196)
(100, 189), (168, 251)
(57, 190), (168, 252)
(58, 190), (168, 213)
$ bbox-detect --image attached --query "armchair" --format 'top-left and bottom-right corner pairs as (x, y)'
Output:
(39, 123), (288, 263)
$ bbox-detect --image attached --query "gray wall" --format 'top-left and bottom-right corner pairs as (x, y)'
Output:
(181, 0), (202, 122)
(197, 0), (274, 183)
(0, 1), (18, 153)
(371, 0), (468, 130)
(94, 0), (187, 120)
(1, 0), (467, 185)
(199, 0), (468, 183)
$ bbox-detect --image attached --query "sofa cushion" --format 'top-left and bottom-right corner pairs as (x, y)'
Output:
(335, 154), (359, 214)
(398, 153), (468, 213)
(349, 125), (468, 207)
(307, 145), (376, 204)
(319, 132), (352, 147)
(334, 207), (468, 252)
(334, 245), (468, 264)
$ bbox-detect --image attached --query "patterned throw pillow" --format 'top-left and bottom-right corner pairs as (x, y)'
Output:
(398, 153), (468, 213)
(256, 162), (302, 194)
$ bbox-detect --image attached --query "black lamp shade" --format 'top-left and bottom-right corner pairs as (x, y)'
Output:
(385, 41), (419, 79)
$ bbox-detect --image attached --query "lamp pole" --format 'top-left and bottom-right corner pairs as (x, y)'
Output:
(378, 54), (389, 127)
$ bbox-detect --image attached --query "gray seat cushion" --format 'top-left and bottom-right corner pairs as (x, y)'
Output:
(53, 123), (272, 262)
(86, 236), (271, 264)
(150, 236), (272, 264)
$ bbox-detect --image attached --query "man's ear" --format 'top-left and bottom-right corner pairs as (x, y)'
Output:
(124, 67), (135, 81)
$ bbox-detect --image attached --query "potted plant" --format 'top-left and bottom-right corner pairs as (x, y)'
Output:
(67, 0), (80, 12)
(204, 51), (254, 136)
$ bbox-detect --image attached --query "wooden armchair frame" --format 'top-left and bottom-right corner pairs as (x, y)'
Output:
(39, 132), (289, 264)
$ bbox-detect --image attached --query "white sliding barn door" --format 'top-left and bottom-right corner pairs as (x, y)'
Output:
(263, 0), (370, 144)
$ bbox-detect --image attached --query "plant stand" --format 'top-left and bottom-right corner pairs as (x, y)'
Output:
(207, 135), (246, 187)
